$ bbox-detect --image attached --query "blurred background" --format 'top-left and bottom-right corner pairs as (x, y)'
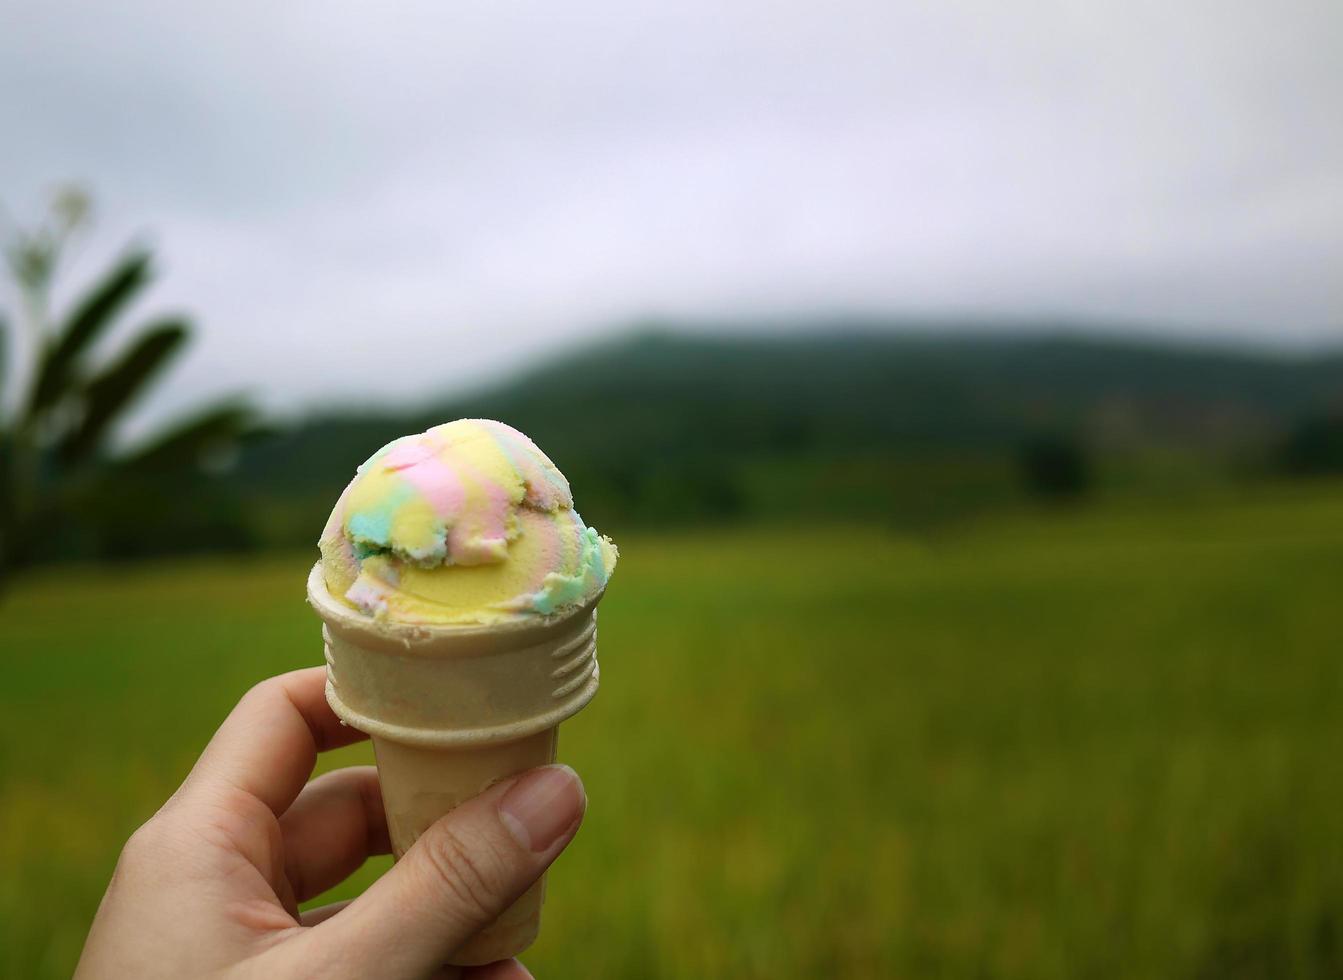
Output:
(2, 1), (1342, 977)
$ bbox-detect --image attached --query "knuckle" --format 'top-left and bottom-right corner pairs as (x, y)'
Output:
(419, 823), (509, 928)
(119, 818), (162, 864)
(112, 818), (175, 887)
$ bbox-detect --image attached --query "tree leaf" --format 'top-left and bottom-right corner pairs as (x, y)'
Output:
(27, 250), (153, 418)
(118, 403), (256, 474)
(0, 313), (8, 418)
(4, 234), (57, 295)
(57, 319), (189, 465)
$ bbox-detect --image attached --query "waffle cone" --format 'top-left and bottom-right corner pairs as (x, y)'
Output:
(306, 564), (601, 965)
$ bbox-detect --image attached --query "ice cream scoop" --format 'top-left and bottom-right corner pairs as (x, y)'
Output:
(319, 418), (616, 624)
(308, 418), (616, 965)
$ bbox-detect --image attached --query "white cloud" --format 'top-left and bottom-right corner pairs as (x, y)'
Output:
(1, 0), (1340, 432)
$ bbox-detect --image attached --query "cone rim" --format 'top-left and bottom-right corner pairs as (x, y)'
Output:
(325, 678), (596, 747)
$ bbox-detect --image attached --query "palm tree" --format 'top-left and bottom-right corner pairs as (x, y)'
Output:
(0, 188), (257, 589)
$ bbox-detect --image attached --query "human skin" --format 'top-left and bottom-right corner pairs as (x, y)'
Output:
(74, 667), (586, 980)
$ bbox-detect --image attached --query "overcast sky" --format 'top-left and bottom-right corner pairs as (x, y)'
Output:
(2, 0), (1341, 428)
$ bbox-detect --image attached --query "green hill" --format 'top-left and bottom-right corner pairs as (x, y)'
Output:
(227, 329), (1343, 546)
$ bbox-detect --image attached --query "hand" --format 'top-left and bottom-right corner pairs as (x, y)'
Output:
(74, 667), (586, 980)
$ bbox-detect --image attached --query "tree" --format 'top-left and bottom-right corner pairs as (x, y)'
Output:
(1019, 435), (1091, 502)
(0, 188), (257, 589)
(1279, 415), (1343, 476)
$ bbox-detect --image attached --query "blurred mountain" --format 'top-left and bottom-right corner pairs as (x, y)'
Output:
(231, 329), (1343, 545)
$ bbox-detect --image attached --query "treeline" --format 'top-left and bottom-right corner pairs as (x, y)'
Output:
(227, 330), (1343, 547)
(38, 328), (1343, 561)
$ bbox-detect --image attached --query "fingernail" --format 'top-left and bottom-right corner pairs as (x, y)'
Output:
(498, 765), (585, 853)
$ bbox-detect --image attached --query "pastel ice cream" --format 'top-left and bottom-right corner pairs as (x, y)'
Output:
(319, 418), (617, 625)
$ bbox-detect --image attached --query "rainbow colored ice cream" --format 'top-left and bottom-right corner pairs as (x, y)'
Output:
(319, 419), (617, 625)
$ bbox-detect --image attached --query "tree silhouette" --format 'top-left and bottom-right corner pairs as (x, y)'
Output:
(0, 188), (257, 589)
(1019, 434), (1091, 502)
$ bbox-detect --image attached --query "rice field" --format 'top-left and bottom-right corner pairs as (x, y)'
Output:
(4, 486), (1343, 978)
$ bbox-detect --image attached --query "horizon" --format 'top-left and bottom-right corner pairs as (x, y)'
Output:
(274, 321), (1343, 429)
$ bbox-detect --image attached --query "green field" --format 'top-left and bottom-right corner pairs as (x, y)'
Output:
(4, 488), (1343, 979)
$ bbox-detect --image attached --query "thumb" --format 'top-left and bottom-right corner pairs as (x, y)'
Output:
(301, 764), (586, 979)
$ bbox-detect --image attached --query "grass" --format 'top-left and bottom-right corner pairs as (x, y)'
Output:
(4, 486), (1343, 978)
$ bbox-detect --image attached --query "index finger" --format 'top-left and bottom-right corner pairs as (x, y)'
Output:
(183, 666), (367, 815)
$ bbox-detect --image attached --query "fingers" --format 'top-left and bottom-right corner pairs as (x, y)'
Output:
(300, 765), (585, 979)
(183, 667), (366, 815)
(280, 767), (390, 903)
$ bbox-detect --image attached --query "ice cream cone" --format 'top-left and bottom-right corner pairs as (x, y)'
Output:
(306, 563), (602, 966)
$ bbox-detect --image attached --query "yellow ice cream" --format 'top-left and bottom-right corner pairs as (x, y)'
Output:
(319, 419), (617, 625)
